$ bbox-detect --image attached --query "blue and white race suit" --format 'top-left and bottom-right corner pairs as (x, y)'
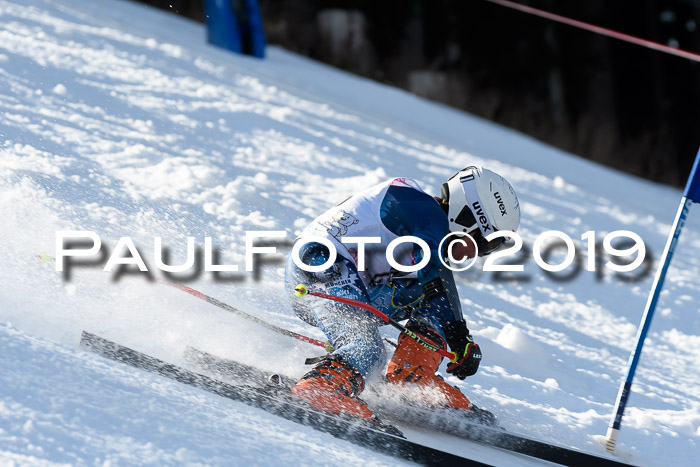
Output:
(285, 178), (465, 378)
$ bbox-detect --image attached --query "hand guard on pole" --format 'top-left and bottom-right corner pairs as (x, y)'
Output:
(444, 319), (482, 379)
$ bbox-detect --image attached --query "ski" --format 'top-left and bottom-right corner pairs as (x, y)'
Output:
(183, 346), (632, 467)
(79, 331), (486, 466)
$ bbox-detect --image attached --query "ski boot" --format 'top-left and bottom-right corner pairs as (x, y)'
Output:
(386, 324), (473, 410)
(386, 324), (498, 426)
(290, 354), (375, 420)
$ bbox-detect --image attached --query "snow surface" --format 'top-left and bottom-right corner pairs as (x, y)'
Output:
(1, 0), (699, 465)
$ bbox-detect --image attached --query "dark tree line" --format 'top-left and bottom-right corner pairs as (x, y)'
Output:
(133, 0), (700, 187)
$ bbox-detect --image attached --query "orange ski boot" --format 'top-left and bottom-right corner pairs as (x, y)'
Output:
(385, 325), (472, 410)
(290, 354), (375, 420)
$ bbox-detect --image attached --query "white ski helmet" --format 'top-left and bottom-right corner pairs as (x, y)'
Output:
(441, 166), (520, 237)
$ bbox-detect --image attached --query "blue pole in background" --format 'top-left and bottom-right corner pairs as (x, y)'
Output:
(203, 0), (266, 58)
(203, 0), (242, 54)
(605, 147), (700, 452)
(243, 0), (266, 58)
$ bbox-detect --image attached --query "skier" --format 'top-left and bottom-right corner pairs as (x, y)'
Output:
(285, 166), (520, 421)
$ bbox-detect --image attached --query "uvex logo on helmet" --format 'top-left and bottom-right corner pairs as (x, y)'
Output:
(444, 166), (521, 237)
(494, 192), (507, 216)
(471, 201), (492, 232)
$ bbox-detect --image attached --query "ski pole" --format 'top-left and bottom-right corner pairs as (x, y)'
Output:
(160, 280), (328, 349)
(294, 284), (458, 362)
(37, 253), (328, 350)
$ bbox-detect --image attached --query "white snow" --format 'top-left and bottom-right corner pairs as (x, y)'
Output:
(1, 0), (699, 465)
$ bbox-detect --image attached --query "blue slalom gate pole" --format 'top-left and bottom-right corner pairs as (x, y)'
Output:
(203, 0), (266, 58)
(204, 0), (242, 54)
(605, 147), (700, 452)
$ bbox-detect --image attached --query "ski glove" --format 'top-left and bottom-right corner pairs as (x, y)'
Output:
(444, 319), (482, 379)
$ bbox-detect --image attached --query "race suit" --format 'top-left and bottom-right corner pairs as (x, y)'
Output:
(285, 178), (465, 379)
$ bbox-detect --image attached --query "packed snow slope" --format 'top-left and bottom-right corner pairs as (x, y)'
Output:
(1, 0), (699, 465)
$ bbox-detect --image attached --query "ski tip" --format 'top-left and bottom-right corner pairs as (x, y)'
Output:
(294, 284), (308, 297)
